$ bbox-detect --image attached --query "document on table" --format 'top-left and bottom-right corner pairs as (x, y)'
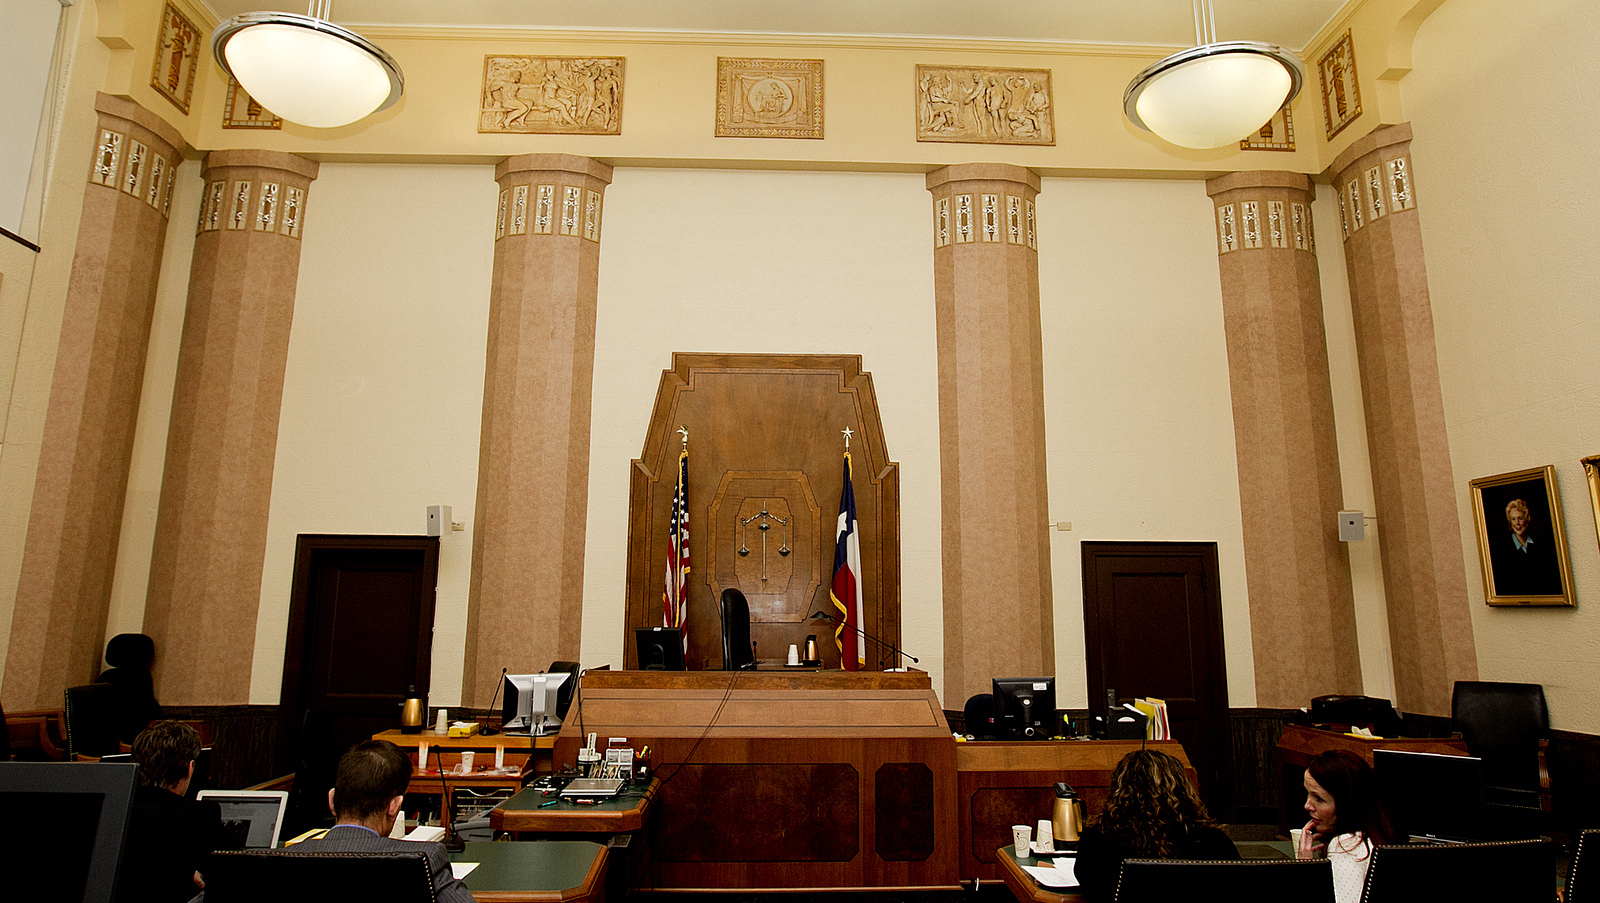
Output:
(451, 862), (480, 879)
(1023, 856), (1078, 888)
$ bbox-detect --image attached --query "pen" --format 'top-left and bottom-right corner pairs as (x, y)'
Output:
(538, 799), (560, 808)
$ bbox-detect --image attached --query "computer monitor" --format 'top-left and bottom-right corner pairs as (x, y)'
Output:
(502, 672), (573, 735)
(0, 761), (138, 903)
(993, 676), (1056, 739)
(1373, 748), (1486, 842)
(636, 626), (686, 671)
(197, 789), (289, 850)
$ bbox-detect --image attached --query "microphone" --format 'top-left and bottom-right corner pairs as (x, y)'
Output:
(435, 744), (465, 853)
(806, 611), (920, 666)
(478, 668), (508, 735)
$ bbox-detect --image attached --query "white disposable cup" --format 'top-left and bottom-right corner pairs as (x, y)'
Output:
(459, 750), (474, 774)
(417, 740), (429, 766)
(1012, 824), (1031, 854)
(435, 709), (448, 732)
(1290, 828), (1304, 849)
(1036, 819), (1055, 852)
(787, 644), (801, 665)
(495, 745), (505, 770)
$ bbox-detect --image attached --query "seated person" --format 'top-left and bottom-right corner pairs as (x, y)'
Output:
(116, 720), (222, 903)
(97, 632), (162, 744)
(1073, 749), (1238, 899)
(1298, 749), (1401, 903)
(291, 739), (474, 903)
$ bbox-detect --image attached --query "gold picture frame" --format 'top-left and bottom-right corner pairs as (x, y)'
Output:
(1469, 465), (1576, 607)
(1583, 455), (1600, 557)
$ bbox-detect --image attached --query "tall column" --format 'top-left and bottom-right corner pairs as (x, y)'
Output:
(1206, 171), (1362, 707)
(926, 164), (1054, 706)
(1333, 123), (1476, 715)
(4, 95), (184, 708)
(142, 150), (318, 704)
(462, 155), (612, 706)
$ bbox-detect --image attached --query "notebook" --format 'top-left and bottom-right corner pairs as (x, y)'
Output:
(559, 777), (625, 799)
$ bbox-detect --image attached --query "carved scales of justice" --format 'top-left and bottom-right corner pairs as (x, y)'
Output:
(737, 503), (790, 583)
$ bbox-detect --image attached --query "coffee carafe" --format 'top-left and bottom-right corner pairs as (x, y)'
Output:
(1052, 781), (1084, 843)
(804, 634), (819, 664)
(400, 685), (425, 734)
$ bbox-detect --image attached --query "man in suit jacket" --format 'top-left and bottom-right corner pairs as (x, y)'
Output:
(291, 739), (474, 903)
(117, 720), (222, 903)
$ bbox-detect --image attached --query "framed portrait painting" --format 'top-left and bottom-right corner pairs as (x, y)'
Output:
(1469, 465), (1575, 606)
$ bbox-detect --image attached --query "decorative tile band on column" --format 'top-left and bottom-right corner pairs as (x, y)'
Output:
(4, 94), (186, 709)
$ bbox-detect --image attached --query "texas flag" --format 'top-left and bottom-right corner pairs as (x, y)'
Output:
(830, 452), (864, 670)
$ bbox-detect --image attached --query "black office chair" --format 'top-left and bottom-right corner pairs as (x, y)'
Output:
(1568, 829), (1600, 903)
(720, 588), (757, 671)
(63, 683), (121, 759)
(1115, 858), (1333, 903)
(1358, 839), (1553, 902)
(1452, 680), (1549, 808)
(96, 632), (161, 743)
(963, 693), (998, 739)
(204, 850), (440, 902)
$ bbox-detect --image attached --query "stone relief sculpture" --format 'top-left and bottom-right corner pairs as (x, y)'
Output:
(480, 56), (624, 134)
(151, 2), (202, 115)
(1319, 31), (1362, 141)
(916, 65), (1054, 146)
(716, 58), (824, 139)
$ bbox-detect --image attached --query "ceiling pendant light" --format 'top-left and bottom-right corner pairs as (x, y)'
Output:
(1124, 0), (1304, 149)
(212, 0), (403, 129)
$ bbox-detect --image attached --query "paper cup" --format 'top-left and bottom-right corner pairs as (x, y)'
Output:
(1012, 824), (1031, 854)
(458, 750), (474, 774)
(1036, 819), (1055, 852)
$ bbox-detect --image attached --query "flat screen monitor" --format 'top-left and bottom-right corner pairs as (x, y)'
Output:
(0, 761), (138, 903)
(636, 626), (686, 671)
(993, 676), (1056, 739)
(197, 789), (289, 850)
(1373, 748), (1486, 842)
(502, 672), (572, 735)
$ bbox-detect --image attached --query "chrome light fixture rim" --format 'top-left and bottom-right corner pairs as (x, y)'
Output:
(211, 11), (405, 117)
(1123, 40), (1305, 135)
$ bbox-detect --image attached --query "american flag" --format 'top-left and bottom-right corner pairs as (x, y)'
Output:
(664, 448), (690, 650)
(830, 452), (864, 670)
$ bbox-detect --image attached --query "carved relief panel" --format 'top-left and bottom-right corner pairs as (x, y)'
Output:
(716, 58), (824, 138)
(479, 56), (625, 134)
(1319, 31), (1362, 141)
(151, 2), (202, 115)
(915, 65), (1054, 146)
(707, 473), (823, 625)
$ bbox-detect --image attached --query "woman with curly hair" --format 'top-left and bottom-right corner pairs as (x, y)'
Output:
(1073, 749), (1238, 899)
(1297, 749), (1401, 903)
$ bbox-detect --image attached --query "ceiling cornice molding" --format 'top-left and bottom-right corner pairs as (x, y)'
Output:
(355, 24), (1184, 59)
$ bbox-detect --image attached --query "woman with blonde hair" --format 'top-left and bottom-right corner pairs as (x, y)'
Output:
(1073, 749), (1238, 899)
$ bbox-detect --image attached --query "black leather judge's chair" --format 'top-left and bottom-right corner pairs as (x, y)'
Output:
(1115, 858), (1333, 903)
(720, 588), (757, 671)
(1358, 839), (1553, 902)
(204, 850), (439, 902)
(963, 693), (998, 739)
(1567, 829), (1600, 903)
(1452, 680), (1549, 808)
(63, 683), (121, 759)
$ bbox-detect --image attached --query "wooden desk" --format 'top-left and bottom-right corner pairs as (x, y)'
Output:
(374, 730), (554, 830)
(995, 845), (1084, 903)
(957, 739), (1193, 884)
(556, 669), (960, 892)
(493, 780), (658, 835)
(454, 840), (607, 902)
(1274, 724), (1469, 835)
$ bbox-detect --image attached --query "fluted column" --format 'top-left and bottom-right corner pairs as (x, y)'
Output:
(142, 150), (318, 704)
(1333, 123), (1476, 715)
(1207, 171), (1362, 707)
(926, 164), (1054, 706)
(4, 95), (184, 708)
(462, 155), (612, 706)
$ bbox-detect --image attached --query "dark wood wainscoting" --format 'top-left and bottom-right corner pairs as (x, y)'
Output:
(162, 704), (282, 789)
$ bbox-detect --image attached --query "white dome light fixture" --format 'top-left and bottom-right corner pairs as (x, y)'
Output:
(1124, 0), (1304, 149)
(212, 1), (403, 129)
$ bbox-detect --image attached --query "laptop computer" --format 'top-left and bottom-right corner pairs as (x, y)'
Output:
(1372, 748), (1487, 843)
(197, 789), (289, 850)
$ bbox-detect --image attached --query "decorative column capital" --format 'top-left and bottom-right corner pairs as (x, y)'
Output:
(925, 164), (1041, 252)
(493, 155), (612, 244)
(1205, 171), (1318, 256)
(88, 93), (187, 220)
(495, 154), (614, 185)
(1330, 122), (1419, 243)
(925, 163), (1040, 194)
(196, 150), (317, 240)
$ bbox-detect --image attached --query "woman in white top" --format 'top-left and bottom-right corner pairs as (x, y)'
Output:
(1296, 749), (1402, 903)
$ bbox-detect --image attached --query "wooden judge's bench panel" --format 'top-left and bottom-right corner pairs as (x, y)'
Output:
(556, 670), (959, 891)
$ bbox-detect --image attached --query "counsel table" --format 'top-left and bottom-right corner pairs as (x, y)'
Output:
(453, 840), (607, 902)
(492, 779), (658, 835)
(995, 845), (1084, 903)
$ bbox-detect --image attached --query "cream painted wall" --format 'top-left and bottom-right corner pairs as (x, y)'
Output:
(1405, 0), (1600, 732)
(582, 168), (945, 686)
(248, 163), (497, 706)
(1036, 178), (1255, 708)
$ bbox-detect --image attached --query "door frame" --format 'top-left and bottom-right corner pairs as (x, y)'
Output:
(276, 534), (440, 772)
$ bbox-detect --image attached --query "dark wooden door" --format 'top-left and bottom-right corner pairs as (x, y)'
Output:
(1082, 541), (1232, 817)
(279, 535), (440, 769)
